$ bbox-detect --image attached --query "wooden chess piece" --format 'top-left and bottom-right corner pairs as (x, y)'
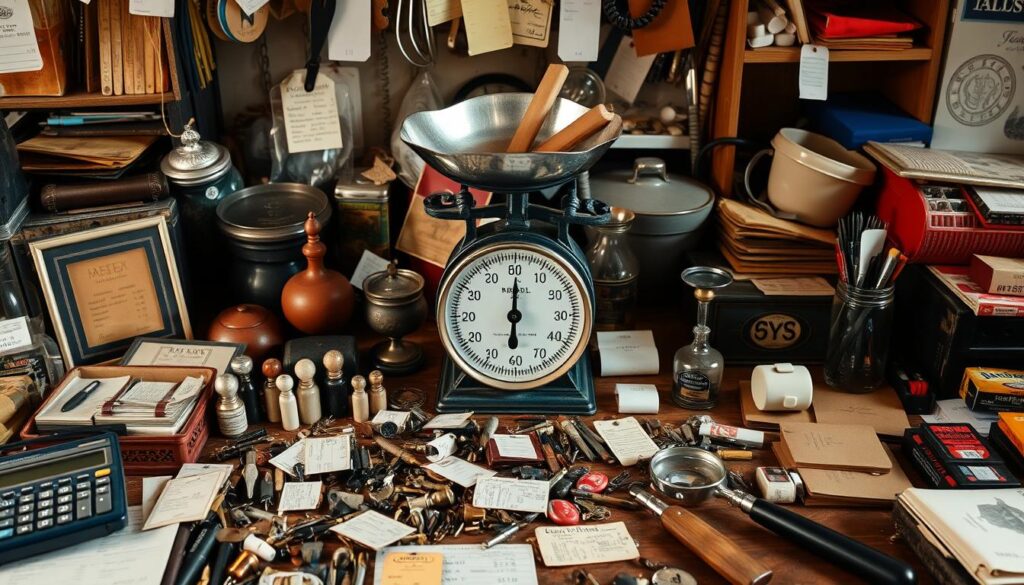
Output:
(281, 212), (355, 334)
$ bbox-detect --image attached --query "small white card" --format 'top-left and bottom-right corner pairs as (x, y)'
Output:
(596, 330), (659, 376)
(232, 0), (269, 16)
(269, 439), (306, 477)
(328, 0), (371, 61)
(424, 412), (475, 429)
(535, 522), (639, 567)
(331, 510), (415, 550)
(461, 0), (514, 56)
(604, 37), (657, 104)
(0, 317), (33, 353)
(593, 417), (660, 466)
(557, 0), (600, 62)
(371, 409), (411, 431)
(0, 0), (42, 75)
(425, 456), (496, 487)
(492, 434), (539, 459)
(280, 69), (344, 154)
(799, 44), (829, 101)
(129, 0), (175, 17)
(472, 477), (548, 513)
(279, 481), (322, 513)
(350, 250), (391, 290)
(615, 384), (660, 414)
(303, 436), (352, 475)
(143, 471), (222, 530)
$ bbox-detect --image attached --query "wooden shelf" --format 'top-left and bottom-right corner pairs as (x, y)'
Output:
(744, 46), (933, 64)
(0, 89), (175, 110)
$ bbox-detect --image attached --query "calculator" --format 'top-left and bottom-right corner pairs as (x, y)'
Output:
(0, 432), (127, 565)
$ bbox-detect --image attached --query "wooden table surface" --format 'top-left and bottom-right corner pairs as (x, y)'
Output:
(128, 302), (930, 585)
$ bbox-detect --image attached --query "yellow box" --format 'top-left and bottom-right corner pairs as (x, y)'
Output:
(998, 412), (1024, 456)
(960, 367), (1024, 412)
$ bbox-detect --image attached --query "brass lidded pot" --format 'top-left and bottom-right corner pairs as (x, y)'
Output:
(363, 262), (427, 375)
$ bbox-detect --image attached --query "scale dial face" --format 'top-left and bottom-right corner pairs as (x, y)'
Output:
(438, 242), (592, 390)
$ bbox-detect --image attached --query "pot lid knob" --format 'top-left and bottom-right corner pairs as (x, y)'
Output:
(629, 157), (669, 184)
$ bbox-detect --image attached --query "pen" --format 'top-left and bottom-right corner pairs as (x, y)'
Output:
(61, 380), (102, 412)
(176, 514), (223, 585)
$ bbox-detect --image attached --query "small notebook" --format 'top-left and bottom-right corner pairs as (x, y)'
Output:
(776, 421), (892, 473)
(799, 445), (911, 507)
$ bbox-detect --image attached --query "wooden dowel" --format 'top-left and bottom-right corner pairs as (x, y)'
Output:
(507, 64), (569, 153)
(533, 104), (614, 153)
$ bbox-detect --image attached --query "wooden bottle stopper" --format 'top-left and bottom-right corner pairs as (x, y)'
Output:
(507, 64), (570, 153)
(534, 104), (614, 153)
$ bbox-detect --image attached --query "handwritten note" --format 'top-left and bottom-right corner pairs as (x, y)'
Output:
(593, 417), (659, 466)
(380, 552), (444, 585)
(374, 545), (538, 585)
(425, 456), (496, 487)
(508, 0), (552, 48)
(799, 45), (829, 101)
(461, 0), (513, 56)
(280, 69), (344, 154)
(279, 481), (322, 513)
(493, 434), (539, 459)
(0, 0), (43, 74)
(331, 510), (415, 550)
(535, 522), (639, 566)
(143, 471), (222, 530)
(472, 477), (548, 513)
(0, 317), (31, 353)
(303, 436), (352, 475)
(424, 412), (475, 429)
(269, 439), (306, 477)
(557, 0), (599, 62)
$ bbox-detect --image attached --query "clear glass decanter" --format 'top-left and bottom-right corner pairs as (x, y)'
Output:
(672, 267), (732, 409)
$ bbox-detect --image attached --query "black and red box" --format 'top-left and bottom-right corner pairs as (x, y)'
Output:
(904, 424), (1019, 489)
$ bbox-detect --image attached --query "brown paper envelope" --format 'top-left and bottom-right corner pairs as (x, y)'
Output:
(717, 199), (836, 245)
(740, 381), (813, 430)
(799, 445), (911, 506)
(779, 421), (892, 473)
(812, 384), (910, 439)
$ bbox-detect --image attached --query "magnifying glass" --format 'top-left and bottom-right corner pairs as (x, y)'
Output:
(633, 446), (917, 585)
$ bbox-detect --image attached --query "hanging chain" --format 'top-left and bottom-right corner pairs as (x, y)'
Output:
(258, 34), (273, 96)
(377, 31), (394, 139)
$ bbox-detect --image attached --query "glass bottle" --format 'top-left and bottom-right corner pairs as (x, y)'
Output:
(672, 266), (733, 409)
(586, 207), (639, 331)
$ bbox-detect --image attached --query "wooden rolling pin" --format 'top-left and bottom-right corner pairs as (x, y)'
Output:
(632, 486), (773, 585)
(507, 64), (569, 153)
(534, 104), (614, 152)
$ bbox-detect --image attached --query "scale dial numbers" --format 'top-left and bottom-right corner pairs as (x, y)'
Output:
(439, 244), (592, 390)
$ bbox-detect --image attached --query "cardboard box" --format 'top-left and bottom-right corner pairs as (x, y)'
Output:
(998, 412), (1024, 456)
(970, 255), (1024, 297)
(959, 367), (1024, 412)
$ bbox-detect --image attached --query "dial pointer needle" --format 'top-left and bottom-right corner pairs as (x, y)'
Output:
(507, 277), (521, 350)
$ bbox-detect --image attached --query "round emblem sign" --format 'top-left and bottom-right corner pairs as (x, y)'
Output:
(947, 54), (1015, 127)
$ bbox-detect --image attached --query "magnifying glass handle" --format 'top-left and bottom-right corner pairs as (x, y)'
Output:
(660, 506), (773, 585)
(745, 498), (916, 585)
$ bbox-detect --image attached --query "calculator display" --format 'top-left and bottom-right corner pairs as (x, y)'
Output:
(0, 450), (106, 489)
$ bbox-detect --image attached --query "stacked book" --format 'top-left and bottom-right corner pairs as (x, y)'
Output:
(717, 199), (837, 276)
(805, 1), (922, 51)
(96, 1), (171, 96)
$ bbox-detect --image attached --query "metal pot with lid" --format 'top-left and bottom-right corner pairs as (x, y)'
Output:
(588, 157), (714, 290)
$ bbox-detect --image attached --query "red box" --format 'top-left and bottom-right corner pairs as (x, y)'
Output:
(21, 365), (215, 476)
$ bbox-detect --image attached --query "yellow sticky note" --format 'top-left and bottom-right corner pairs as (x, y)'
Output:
(380, 552), (445, 585)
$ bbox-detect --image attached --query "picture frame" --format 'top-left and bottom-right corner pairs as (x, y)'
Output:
(121, 337), (245, 376)
(30, 216), (192, 367)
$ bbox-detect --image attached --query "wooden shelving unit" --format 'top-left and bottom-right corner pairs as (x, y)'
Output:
(710, 0), (950, 195)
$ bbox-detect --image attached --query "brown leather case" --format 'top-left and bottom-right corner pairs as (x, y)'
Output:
(485, 433), (544, 467)
(39, 172), (169, 212)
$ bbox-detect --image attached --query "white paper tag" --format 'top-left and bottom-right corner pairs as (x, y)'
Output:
(557, 0), (600, 62)
(425, 433), (458, 463)
(493, 434), (539, 459)
(0, 317), (33, 353)
(535, 522), (639, 567)
(799, 44), (829, 101)
(472, 477), (548, 513)
(0, 0), (43, 73)
(371, 409), (411, 431)
(328, 0), (371, 62)
(592, 417), (660, 466)
(604, 37), (657, 104)
(280, 70), (344, 154)
(278, 481), (322, 513)
(508, 0), (553, 48)
(331, 510), (415, 550)
(302, 436), (352, 475)
(425, 456), (496, 487)
(596, 330), (659, 376)
(269, 439), (306, 477)
(614, 383), (660, 414)
(425, 0), (461, 26)
(461, 0), (514, 56)
(129, 0), (174, 17)
(350, 250), (391, 290)
(233, 0), (269, 17)
(424, 411), (474, 429)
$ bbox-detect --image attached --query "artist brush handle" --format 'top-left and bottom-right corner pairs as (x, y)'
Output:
(661, 506), (773, 585)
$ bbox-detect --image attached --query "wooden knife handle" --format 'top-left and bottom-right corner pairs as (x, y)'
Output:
(507, 64), (569, 153)
(534, 104), (614, 153)
(661, 506), (774, 585)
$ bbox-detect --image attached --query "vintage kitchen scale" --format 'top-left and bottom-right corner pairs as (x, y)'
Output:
(400, 94), (623, 414)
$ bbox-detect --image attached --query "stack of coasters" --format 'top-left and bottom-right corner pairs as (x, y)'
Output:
(989, 413), (1024, 477)
(959, 367), (1024, 412)
(904, 422), (1020, 489)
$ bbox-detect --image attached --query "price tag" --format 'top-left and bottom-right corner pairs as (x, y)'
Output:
(0, 317), (32, 353)
(129, 0), (175, 17)
(604, 37), (657, 104)
(328, 0), (371, 62)
(557, 0), (600, 62)
(280, 70), (344, 154)
(799, 44), (829, 101)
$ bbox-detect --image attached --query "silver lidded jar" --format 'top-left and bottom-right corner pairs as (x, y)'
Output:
(363, 262), (427, 375)
(586, 207), (639, 331)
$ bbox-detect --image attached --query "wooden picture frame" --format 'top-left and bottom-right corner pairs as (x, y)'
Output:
(29, 216), (191, 367)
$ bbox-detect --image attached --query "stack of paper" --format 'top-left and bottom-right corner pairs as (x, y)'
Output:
(34, 376), (132, 430)
(16, 135), (158, 174)
(93, 376), (206, 435)
(717, 199), (837, 276)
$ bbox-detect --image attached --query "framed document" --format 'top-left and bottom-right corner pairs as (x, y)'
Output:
(122, 338), (245, 376)
(30, 216), (192, 367)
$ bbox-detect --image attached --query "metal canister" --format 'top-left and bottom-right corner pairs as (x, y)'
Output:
(363, 262), (427, 374)
(333, 171), (391, 275)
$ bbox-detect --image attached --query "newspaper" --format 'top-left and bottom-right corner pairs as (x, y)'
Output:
(865, 141), (1024, 189)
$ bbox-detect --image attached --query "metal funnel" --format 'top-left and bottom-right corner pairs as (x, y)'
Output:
(400, 93), (622, 192)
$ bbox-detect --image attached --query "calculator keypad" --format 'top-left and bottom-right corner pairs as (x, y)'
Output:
(0, 468), (113, 540)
